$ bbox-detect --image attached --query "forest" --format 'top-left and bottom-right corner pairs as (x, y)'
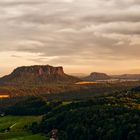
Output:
(0, 85), (140, 140)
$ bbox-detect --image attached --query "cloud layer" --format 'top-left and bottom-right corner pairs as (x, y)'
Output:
(0, 0), (140, 75)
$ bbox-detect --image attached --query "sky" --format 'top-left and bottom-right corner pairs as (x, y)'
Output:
(0, 0), (140, 76)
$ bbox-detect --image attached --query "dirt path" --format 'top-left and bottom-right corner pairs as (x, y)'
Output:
(10, 123), (17, 129)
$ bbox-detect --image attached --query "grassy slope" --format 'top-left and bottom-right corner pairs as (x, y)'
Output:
(0, 116), (48, 140)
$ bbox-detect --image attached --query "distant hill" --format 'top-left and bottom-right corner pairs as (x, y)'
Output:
(83, 72), (111, 81)
(112, 74), (140, 80)
(0, 65), (80, 86)
(83, 72), (140, 81)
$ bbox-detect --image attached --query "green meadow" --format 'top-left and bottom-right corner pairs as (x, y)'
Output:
(0, 116), (48, 140)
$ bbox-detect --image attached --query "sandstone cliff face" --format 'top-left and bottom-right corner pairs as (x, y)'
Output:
(0, 65), (79, 85)
(84, 72), (111, 81)
(12, 65), (64, 76)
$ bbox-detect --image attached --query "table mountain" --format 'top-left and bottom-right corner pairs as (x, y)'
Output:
(83, 72), (111, 81)
(0, 65), (79, 85)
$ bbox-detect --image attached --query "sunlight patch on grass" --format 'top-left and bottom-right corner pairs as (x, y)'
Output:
(75, 81), (98, 85)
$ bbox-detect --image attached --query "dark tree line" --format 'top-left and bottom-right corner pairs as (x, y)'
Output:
(30, 100), (140, 140)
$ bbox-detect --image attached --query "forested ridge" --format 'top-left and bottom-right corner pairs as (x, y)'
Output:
(0, 86), (140, 140)
(29, 87), (140, 140)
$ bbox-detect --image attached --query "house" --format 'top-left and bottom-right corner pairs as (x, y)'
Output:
(50, 129), (58, 140)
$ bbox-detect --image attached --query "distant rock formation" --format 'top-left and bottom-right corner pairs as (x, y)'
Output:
(83, 72), (111, 81)
(112, 74), (140, 80)
(0, 65), (79, 85)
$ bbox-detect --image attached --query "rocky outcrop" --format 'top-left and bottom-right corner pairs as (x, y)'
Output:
(83, 72), (111, 81)
(0, 65), (79, 85)
(11, 65), (64, 76)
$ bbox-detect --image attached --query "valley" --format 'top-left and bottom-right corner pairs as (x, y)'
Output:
(1, 0), (140, 139)
(0, 86), (140, 140)
(0, 65), (140, 139)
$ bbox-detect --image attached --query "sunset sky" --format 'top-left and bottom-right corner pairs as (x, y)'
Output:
(0, 0), (140, 76)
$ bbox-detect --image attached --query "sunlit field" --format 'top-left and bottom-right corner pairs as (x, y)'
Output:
(75, 81), (98, 85)
(0, 116), (48, 140)
(0, 95), (10, 99)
